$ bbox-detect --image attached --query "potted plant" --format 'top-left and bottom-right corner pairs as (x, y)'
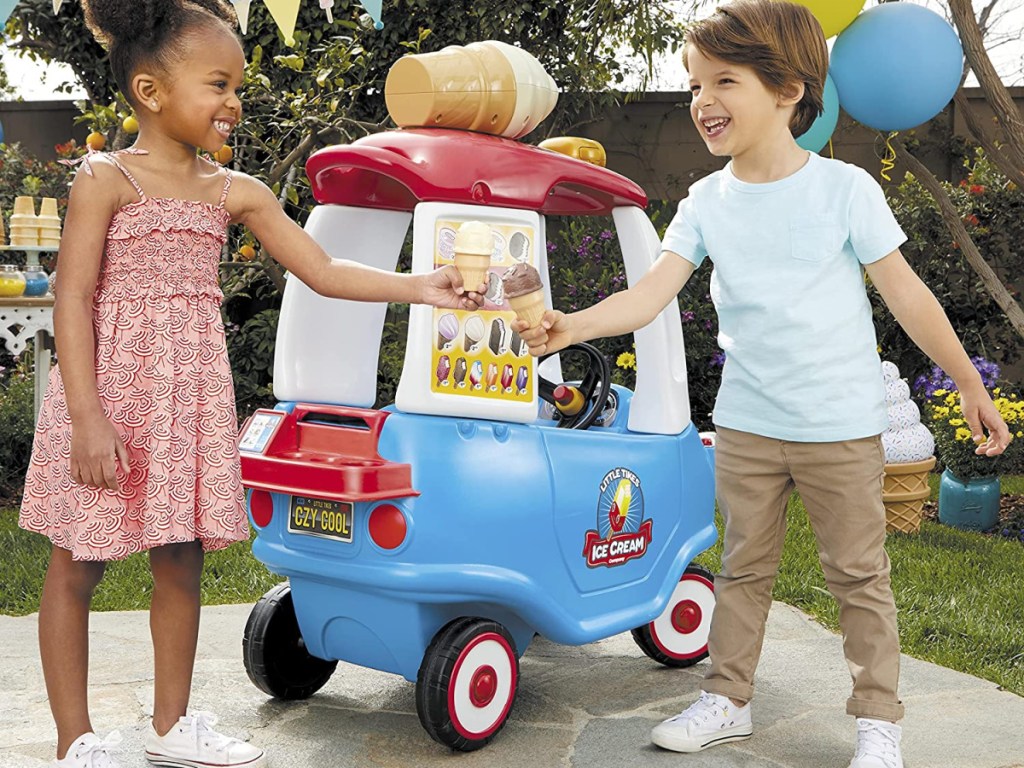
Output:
(919, 364), (1023, 531)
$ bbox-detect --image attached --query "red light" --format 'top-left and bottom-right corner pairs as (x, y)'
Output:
(250, 491), (273, 528)
(368, 504), (407, 550)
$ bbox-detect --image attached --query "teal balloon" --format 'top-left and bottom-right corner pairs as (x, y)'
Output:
(831, 3), (962, 132)
(359, 0), (384, 29)
(797, 73), (839, 153)
(1, 0), (17, 24)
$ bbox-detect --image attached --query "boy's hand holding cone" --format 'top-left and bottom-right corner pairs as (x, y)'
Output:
(502, 262), (546, 328)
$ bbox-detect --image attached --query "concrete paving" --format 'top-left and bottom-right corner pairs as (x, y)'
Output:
(1, 602), (1022, 768)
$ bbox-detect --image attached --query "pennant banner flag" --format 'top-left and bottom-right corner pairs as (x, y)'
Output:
(52, 0), (65, 14)
(263, 0), (301, 45)
(1, 0), (18, 24)
(360, 0), (384, 29)
(232, 0), (252, 33)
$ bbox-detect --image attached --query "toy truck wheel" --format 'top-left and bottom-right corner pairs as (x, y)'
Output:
(416, 618), (519, 751)
(243, 583), (337, 700)
(632, 565), (715, 668)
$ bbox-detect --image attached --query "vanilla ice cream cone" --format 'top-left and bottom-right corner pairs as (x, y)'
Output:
(453, 221), (493, 290)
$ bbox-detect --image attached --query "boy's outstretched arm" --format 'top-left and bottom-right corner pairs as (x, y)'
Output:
(231, 173), (485, 309)
(866, 249), (1012, 455)
(515, 251), (695, 356)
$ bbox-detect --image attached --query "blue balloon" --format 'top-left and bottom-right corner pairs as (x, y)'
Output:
(830, 3), (962, 132)
(797, 73), (839, 153)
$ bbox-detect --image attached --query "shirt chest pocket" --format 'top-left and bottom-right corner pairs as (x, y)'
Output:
(790, 220), (844, 262)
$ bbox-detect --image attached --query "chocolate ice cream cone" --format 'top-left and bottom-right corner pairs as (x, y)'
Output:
(508, 290), (546, 328)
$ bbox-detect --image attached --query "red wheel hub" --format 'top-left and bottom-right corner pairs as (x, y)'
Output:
(671, 599), (702, 634)
(469, 665), (497, 708)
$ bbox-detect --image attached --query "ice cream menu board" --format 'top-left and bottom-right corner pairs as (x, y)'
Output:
(431, 219), (536, 402)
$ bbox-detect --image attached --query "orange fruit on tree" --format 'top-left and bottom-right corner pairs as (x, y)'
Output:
(86, 131), (106, 151)
(237, 244), (256, 261)
(122, 115), (139, 134)
(213, 145), (233, 164)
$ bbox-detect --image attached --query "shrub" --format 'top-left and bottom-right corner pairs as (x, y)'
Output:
(0, 359), (37, 503)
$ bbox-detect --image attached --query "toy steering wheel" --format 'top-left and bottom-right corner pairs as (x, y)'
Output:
(538, 343), (612, 430)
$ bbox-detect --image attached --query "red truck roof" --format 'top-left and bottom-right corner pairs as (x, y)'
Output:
(305, 128), (648, 215)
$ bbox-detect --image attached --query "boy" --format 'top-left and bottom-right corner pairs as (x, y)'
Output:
(514, 2), (1011, 766)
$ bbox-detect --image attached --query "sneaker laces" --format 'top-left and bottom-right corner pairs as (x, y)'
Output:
(69, 731), (122, 768)
(854, 720), (900, 767)
(184, 712), (237, 755)
(668, 692), (730, 727)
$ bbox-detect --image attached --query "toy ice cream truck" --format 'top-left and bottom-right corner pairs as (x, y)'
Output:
(238, 41), (717, 752)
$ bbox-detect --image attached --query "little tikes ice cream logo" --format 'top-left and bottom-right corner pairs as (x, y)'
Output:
(583, 468), (652, 568)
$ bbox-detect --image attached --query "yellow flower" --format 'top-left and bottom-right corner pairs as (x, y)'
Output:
(933, 389), (948, 397)
(948, 419), (964, 426)
(616, 352), (636, 371)
(955, 427), (973, 441)
(993, 387), (1001, 395)
(944, 394), (957, 406)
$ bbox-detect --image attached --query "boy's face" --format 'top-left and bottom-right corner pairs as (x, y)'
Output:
(686, 47), (796, 161)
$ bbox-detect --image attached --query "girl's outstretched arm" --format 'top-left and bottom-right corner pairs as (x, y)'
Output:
(866, 249), (1011, 456)
(229, 172), (485, 309)
(53, 160), (132, 491)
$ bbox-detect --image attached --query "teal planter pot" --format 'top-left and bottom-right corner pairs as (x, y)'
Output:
(937, 469), (1000, 531)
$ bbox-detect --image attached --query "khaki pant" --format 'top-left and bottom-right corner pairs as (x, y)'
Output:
(703, 426), (904, 722)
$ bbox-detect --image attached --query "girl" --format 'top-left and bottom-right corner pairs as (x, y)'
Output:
(18, 2), (484, 766)
(514, 2), (1010, 767)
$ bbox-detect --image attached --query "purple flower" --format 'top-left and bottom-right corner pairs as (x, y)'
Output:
(547, 242), (558, 253)
(914, 356), (1001, 398)
(710, 351), (726, 367)
(703, 320), (713, 331)
(681, 310), (695, 322)
(599, 230), (614, 240)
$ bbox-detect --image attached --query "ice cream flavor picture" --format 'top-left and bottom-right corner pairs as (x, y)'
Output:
(509, 231), (530, 262)
(489, 318), (508, 356)
(469, 360), (484, 389)
(502, 263), (546, 328)
(464, 315), (486, 352)
(485, 272), (504, 305)
(501, 364), (514, 392)
(510, 330), (527, 357)
(454, 357), (468, 387)
(437, 226), (457, 261)
(516, 366), (529, 394)
(486, 363), (499, 391)
(437, 313), (459, 350)
(436, 355), (452, 386)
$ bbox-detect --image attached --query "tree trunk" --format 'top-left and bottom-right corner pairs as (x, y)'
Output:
(892, 138), (1024, 342)
(947, 0), (1024, 176)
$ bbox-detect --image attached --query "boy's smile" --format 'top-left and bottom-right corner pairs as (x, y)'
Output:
(686, 47), (805, 180)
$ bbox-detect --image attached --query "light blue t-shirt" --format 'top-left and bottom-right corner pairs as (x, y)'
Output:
(662, 152), (906, 442)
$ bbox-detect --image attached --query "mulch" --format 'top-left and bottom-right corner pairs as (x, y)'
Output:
(921, 492), (1024, 542)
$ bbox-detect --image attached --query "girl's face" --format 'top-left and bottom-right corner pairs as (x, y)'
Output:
(686, 47), (796, 162)
(157, 26), (245, 154)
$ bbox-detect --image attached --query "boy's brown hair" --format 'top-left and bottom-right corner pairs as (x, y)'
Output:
(684, 0), (828, 139)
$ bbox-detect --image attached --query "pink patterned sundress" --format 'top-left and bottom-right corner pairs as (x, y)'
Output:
(19, 149), (249, 561)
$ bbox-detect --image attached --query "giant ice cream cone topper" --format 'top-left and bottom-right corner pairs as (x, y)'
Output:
(384, 41), (558, 139)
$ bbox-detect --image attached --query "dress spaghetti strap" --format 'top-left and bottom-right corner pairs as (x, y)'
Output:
(105, 152), (148, 202)
(218, 169), (233, 208)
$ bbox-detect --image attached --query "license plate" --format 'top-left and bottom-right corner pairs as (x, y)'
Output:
(288, 496), (354, 543)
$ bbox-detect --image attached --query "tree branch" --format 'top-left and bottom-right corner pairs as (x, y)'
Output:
(892, 137), (1024, 342)
(953, 90), (1024, 188)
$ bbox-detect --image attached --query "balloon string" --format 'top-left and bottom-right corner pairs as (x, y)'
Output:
(880, 131), (898, 182)
(828, 138), (834, 160)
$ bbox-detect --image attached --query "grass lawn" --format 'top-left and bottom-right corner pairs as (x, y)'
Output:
(2, 476), (1023, 696)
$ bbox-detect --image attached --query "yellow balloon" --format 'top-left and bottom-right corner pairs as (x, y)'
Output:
(786, 0), (865, 39)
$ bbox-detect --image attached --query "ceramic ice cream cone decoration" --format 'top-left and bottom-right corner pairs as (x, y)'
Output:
(453, 221), (493, 291)
(384, 40), (558, 139)
(37, 197), (62, 248)
(880, 361), (936, 534)
(502, 263), (545, 328)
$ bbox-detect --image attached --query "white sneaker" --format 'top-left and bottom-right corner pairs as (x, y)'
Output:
(145, 713), (265, 768)
(650, 691), (753, 753)
(54, 731), (122, 768)
(849, 717), (903, 768)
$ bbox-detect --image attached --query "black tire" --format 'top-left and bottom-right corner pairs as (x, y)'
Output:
(243, 582), (338, 699)
(416, 618), (519, 751)
(632, 564), (715, 668)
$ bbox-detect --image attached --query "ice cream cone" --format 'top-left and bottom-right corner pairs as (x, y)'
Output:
(13, 196), (36, 216)
(39, 198), (58, 217)
(881, 456), (936, 534)
(508, 290), (546, 328)
(453, 252), (491, 290)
